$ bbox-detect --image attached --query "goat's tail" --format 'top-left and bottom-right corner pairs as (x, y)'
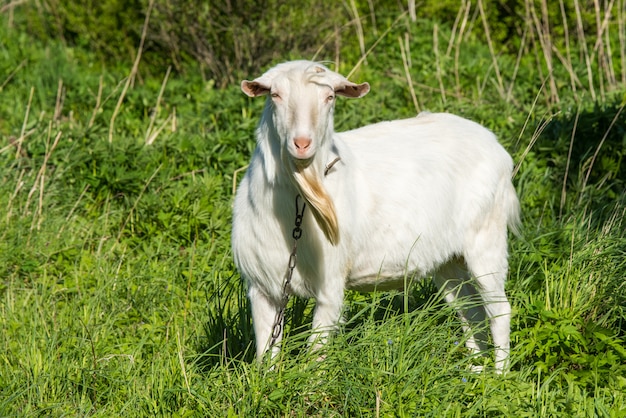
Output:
(503, 180), (521, 237)
(293, 165), (340, 245)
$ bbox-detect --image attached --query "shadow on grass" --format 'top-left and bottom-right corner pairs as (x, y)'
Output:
(533, 99), (625, 225)
(194, 273), (449, 371)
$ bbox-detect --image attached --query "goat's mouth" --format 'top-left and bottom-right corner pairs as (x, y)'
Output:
(289, 147), (315, 165)
(292, 155), (314, 167)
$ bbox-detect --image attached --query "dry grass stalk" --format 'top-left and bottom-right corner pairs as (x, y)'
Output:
(0, 58), (26, 91)
(573, 0), (596, 100)
(477, 0), (505, 99)
(404, 31), (412, 68)
(54, 79), (65, 121)
(507, 24), (528, 104)
(145, 114), (174, 146)
(408, 0), (416, 22)
(312, 23), (343, 64)
(335, 25), (341, 69)
(525, 0), (559, 104)
(620, 0), (626, 84)
(432, 25), (446, 104)
(348, 0), (367, 64)
(0, 0), (28, 15)
(177, 330), (192, 395)
(558, 0), (578, 95)
(560, 107), (580, 218)
(232, 165), (250, 197)
(116, 164), (162, 243)
(88, 75), (104, 128)
(108, 0), (154, 142)
(513, 78), (549, 178)
(56, 184), (91, 239)
(514, 111), (557, 181)
(27, 127), (63, 231)
(15, 86), (34, 159)
(551, 46), (583, 97)
(448, 1), (471, 97)
(5, 169), (25, 224)
(446, 0), (468, 56)
(592, 0), (617, 100)
(599, 1), (617, 87)
(145, 66), (172, 145)
(580, 103), (625, 199)
(366, 0), (377, 36)
(171, 107), (177, 132)
(398, 33), (420, 113)
(540, 0), (559, 103)
(346, 11), (408, 79)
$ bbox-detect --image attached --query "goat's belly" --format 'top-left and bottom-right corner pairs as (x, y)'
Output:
(344, 228), (456, 293)
(346, 274), (410, 292)
(345, 253), (434, 292)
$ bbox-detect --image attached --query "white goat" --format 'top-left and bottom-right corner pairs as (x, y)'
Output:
(231, 60), (520, 371)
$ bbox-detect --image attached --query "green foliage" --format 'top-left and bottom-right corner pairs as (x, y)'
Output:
(10, 0), (349, 85)
(2, 1), (626, 416)
(516, 301), (626, 384)
(414, 0), (616, 50)
(8, 0), (624, 89)
(541, 102), (626, 204)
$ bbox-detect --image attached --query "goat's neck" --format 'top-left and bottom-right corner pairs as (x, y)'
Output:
(288, 135), (339, 245)
(254, 120), (289, 187)
(255, 117), (340, 244)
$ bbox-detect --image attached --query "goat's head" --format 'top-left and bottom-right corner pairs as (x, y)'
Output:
(241, 61), (369, 245)
(241, 61), (369, 162)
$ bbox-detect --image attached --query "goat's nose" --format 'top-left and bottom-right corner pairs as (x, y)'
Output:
(294, 137), (312, 150)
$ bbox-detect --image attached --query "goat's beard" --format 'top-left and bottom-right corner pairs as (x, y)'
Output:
(291, 161), (339, 245)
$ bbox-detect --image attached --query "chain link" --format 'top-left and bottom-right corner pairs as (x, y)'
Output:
(269, 194), (306, 347)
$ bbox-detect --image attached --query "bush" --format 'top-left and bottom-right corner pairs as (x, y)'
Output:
(9, 0), (622, 89)
(11, 0), (350, 85)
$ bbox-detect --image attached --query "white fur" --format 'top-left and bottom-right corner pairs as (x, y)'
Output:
(232, 60), (520, 371)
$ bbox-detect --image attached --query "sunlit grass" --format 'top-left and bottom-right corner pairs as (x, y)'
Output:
(1, 2), (626, 416)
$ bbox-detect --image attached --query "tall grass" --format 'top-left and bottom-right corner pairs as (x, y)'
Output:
(1, 1), (626, 416)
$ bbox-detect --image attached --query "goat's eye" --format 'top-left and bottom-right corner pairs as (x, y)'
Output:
(326, 94), (335, 103)
(271, 93), (280, 99)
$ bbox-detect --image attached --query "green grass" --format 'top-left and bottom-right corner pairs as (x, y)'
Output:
(1, 2), (626, 416)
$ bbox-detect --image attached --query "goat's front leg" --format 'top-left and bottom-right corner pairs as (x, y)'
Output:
(249, 285), (282, 361)
(309, 285), (345, 354)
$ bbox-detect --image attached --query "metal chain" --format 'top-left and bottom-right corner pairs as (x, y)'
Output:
(269, 194), (306, 348)
(268, 158), (339, 349)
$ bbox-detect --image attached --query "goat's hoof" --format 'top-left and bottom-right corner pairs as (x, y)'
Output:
(469, 364), (485, 373)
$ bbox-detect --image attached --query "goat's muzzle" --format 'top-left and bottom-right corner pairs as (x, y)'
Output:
(293, 136), (314, 159)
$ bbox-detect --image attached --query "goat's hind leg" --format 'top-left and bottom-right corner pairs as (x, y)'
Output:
(433, 259), (489, 362)
(464, 224), (512, 373)
(469, 267), (511, 372)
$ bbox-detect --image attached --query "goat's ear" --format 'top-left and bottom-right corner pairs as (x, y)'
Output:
(335, 81), (370, 98)
(241, 80), (271, 97)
